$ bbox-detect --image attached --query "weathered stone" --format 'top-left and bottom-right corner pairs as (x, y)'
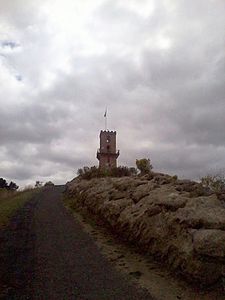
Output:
(146, 205), (162, 217)
(131, 184), (151, 203)
(66, 176), (225, 286)
(109, 190), (127, 200)
(217, 192), (225, 203)
(173, 196), (225, 229)
(175, 180), (213, 197)
(156, 195), (188, 211)
(173, 207), (225, 229)
(152, 173), (173, 185)
(193, 229), (225, 258)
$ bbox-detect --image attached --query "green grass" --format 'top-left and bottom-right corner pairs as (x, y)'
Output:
(0, 189), (39, 228)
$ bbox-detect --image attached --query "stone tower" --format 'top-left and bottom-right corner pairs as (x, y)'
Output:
(97, 130), (119, 169)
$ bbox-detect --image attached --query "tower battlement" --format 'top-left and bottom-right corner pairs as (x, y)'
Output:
(100, 130), (116, 134)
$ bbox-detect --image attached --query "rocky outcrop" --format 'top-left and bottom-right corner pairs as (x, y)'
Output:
(65, 173), (225, 286)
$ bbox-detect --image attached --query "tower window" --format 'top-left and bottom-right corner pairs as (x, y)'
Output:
(106, 136), (110, 143)
(107, 145), (110, 151)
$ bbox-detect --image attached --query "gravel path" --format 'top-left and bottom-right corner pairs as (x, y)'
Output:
(1, 186), (153, 300)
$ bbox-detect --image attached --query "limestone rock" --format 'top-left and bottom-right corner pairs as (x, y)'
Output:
(173, 196), (225, 229)
(193, 229), (225, 258)
(66, 175), (225, 286)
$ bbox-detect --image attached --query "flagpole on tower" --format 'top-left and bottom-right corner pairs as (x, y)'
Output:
(104, 107), (107, 131)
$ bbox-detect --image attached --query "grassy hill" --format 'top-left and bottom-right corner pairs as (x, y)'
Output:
(0, 189), (38, 228)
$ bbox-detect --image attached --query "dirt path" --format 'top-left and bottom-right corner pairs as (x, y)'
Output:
(1, 186), (152, 299)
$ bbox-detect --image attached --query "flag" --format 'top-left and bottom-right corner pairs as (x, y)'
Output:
(104, 108), (107, 117)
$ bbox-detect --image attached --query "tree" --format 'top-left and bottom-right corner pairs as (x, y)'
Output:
(0, 178), (19, 191)
(8, 181), (19, 191)
(0, 178), (8, 189)
(136, 158), (153, 175)
(35, 181), (43, 188)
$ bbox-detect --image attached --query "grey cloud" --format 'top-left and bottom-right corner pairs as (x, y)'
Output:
(0, 0), (44, 29)
(0, 0), (225, 186)
(0, 40), (19, 49)
(0, 102), (69, 145)
(1, 166), (35, 181)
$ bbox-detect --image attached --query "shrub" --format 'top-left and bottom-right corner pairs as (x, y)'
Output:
(77, 168), (84, 177)
(200, 174), (225, 193)
(129, 167), (138, 176)
(172, 175), (178, 181)
(110, 166), (132, 177)
(136, 158), (153, 175)
(44, 181), (54, 186)
(77, 165), (138, 180)
(35, 181), (43, 188)
(77, 166), (101, 180)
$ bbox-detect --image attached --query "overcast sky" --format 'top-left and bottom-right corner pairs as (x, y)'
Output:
(0, 0), (225, 187)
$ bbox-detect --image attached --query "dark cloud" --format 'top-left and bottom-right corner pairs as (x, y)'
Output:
(0, 0), (224, 186)
(0, 40), (19, 49)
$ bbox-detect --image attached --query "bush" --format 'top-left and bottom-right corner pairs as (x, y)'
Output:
(44, 181), (54, 187)
(136, 158), (153, 175)
(77, 158), (154, 180)
(77, 166), (138, 180)
(200, 174), (225, 193)
(77, 166), (101, 180)
(35, 181), (43, 188)
(128, 167), (138, 176)
(110, 166), (136, 177)
(77, 168), (84, 177)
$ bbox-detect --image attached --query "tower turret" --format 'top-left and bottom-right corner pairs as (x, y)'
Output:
(97, 130), (119, 169)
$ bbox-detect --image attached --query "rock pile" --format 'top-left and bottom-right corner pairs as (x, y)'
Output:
(65, 173), (225, 286)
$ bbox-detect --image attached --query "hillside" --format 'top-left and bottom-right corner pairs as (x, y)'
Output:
(65, 172), (225, 287)
(0, 189), (39, 228)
